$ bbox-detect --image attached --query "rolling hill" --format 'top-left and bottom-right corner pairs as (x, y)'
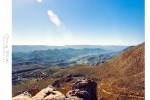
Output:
(90, 43), (145, 91)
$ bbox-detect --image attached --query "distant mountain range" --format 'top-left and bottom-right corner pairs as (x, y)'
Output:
(12, 44), (141, 67)
(12, 48), (110, 67)
(12, 45), (128, 52)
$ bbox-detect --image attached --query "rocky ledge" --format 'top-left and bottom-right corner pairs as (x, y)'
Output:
(12, 79), (97, 100)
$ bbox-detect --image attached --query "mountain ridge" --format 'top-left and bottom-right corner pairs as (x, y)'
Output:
(12, 45), (128, 52)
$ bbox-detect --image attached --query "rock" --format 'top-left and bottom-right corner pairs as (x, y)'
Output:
(32, 85), (66, 100)
(42, 91), (66, 100)
(59, 77), (73, 83)
(66, 79), (98, 100)
(12, 79), (98, 100)
(12, 91), (32, 100)
(28, 89), (39, 96)
(64, 77), (73, 82)
(13, 85), (65, 100)
(52, 80), (61, 88)
(66, 89), (89, 100)
(72, 79), (89, 90)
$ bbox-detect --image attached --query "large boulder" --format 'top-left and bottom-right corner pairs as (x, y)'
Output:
(32, 85), (65, 100)
(66, 79), (98, 100)
(12, 91), (32, 100)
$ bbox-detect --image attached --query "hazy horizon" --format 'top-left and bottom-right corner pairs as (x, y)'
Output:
(13, 0), (145, 46)
(12, 44), (140, 46)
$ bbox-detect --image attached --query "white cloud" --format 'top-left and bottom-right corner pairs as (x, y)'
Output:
(37, 0), (42, 2)
(47, 10), (61, 26)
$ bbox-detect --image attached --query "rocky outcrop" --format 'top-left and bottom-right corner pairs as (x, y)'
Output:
(66, 79), (97, 100)
(12, 85), (65, 100)
(12, 79), (97, 100)
(32, 85), (66, 100)
(12, 92), (32, 100)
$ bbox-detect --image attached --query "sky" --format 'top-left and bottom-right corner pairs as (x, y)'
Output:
(12, 0), (145, 46)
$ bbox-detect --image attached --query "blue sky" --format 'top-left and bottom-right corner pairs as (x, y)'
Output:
(12, 0), (145, 46)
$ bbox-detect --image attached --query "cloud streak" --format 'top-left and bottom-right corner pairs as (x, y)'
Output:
(48, 10), (61, 26)
(37, 0), (42, 2)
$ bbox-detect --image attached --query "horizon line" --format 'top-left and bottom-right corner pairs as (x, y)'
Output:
(12, 44), (131, 46)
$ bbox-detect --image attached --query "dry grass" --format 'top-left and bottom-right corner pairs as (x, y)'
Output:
(89, 44), (145, 91)
(52, 65), (92, 78)
(96, 80), (144, 100)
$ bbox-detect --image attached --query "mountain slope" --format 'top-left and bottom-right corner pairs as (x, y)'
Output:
(84, 45), (136, 67)
(90, 43), (145, 91)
